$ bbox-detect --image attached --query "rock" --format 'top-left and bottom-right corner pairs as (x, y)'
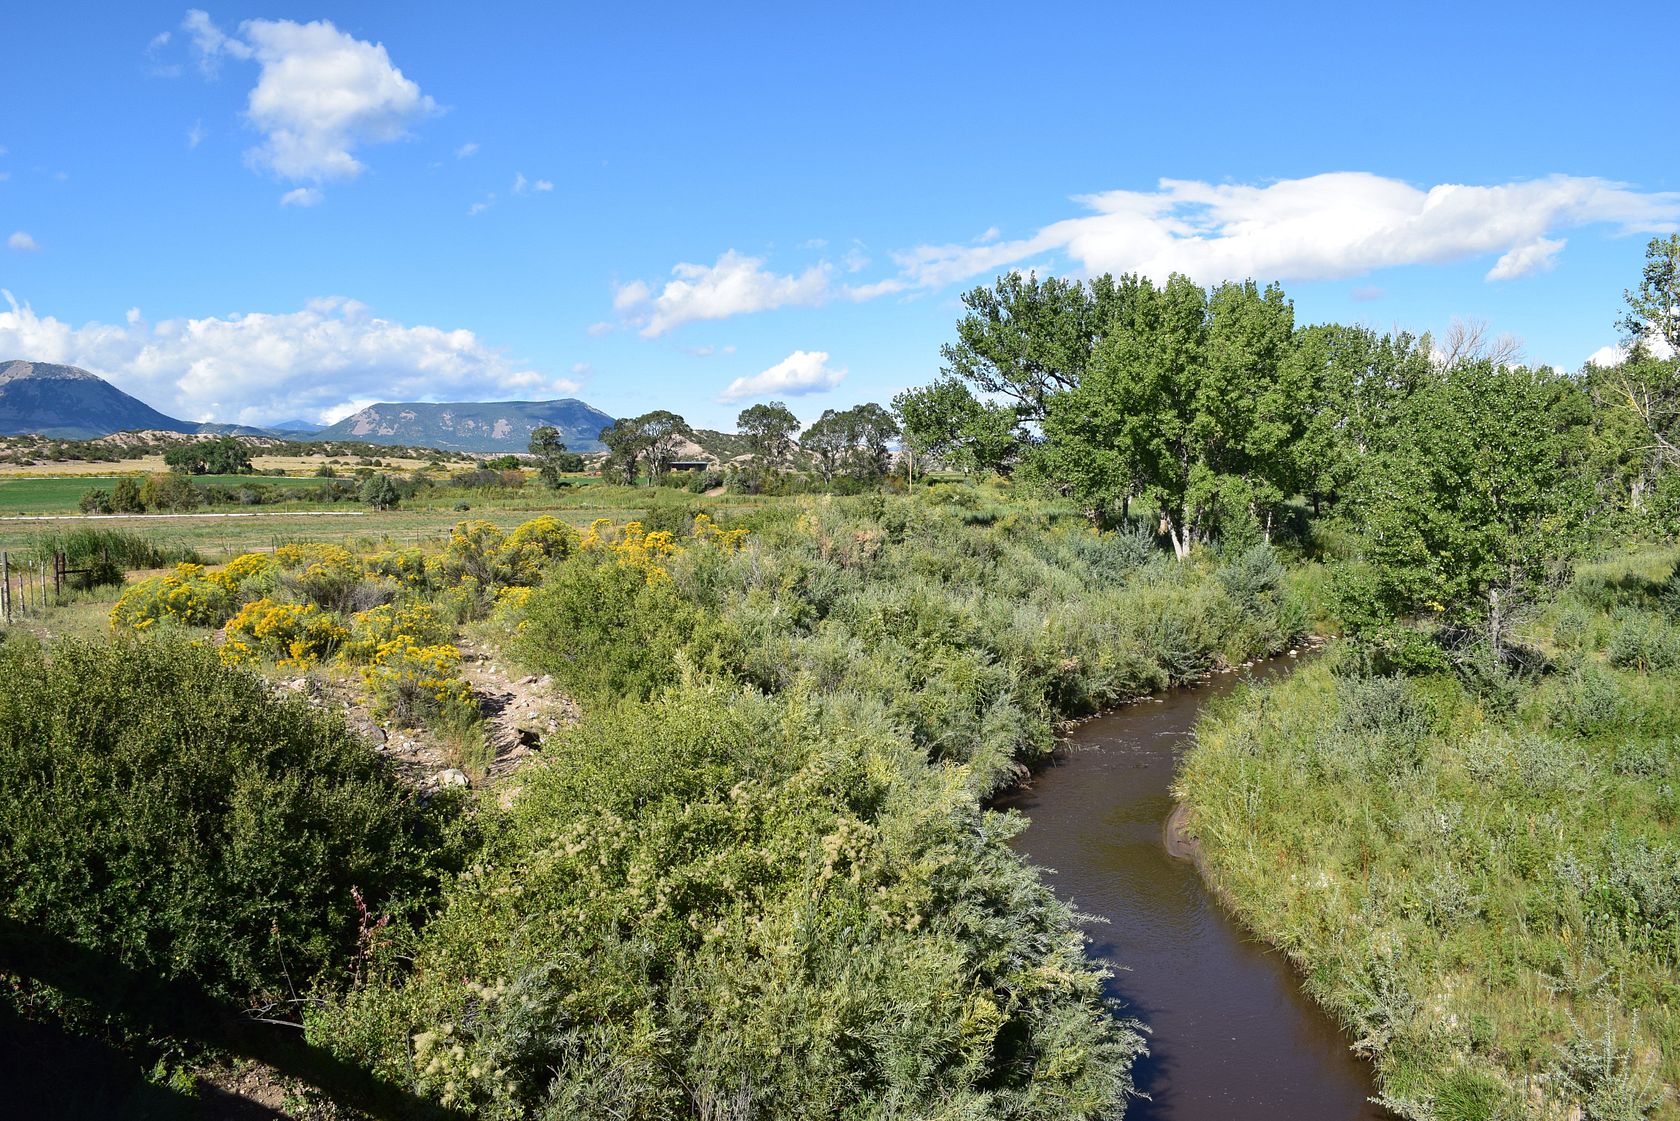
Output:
(347, 716), (386, 745)
(520, 675), (538, 686)
(433, 768), (470, 789)
(534, 675), (552, 689)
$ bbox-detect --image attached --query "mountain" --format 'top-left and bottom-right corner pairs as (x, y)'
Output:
(0, 360), (197, 439)
(314, 399), (616, 453)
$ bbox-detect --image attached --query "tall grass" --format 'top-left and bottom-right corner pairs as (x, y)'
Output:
(1177, 549), (1680, 1120)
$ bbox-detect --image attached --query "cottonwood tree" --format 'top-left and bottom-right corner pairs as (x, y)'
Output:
(1351, 360), (1591, 652)
(802, 404), (900, 482)
(528, 425), (578, 488)
(599, 417), (646, 484)
(635, 410), (693, 482)
(1044, 274), (1302, 554)
(893, 377), (1021, 476)
(940, 272), (1108, 424)
(1609, 235), (1680, 473)
(736, 401), (800, 466)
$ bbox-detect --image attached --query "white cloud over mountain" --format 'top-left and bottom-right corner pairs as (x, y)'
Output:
(616, 173), (1680, 334)
(0, 291), (577, 427)
(718, 350), (844, 402)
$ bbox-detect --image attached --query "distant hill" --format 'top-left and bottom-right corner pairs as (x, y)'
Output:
(314, 399), (616, 453)
(0, 360), (198, 439)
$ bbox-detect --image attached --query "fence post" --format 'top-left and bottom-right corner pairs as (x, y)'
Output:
(2, 551), (8, 624)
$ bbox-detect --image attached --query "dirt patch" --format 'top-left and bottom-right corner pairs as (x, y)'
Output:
(457, 639), (582, 781)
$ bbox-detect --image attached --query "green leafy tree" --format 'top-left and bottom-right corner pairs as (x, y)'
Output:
(941, 272), (1106, 424)
(1351, 361), (1591, 650)
(360, 473), (400, 510)
(845, 402), (900, 479)
(1045, 275), (1299, 553)
(736, 401), (800, 467)
(599, 417), (648, 484)
(635, 410), (693, 481)
(802, 409), (851, 482)
(893, 377), (1021, 476)
(111, 477), (145, 513)
(528, 425), (575, 488)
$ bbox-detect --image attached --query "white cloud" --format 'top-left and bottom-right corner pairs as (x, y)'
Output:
(183, 12), (435, 189)
(241, 17), (436, 182)
(279, 186), (323, 207)
(0, 289), (570, 427)
(182, 9), (251, 76)
(586, 321), (614, 337)
(1486, 237), (1566, 280)
(569, 361), (592, 376)
(468, 196), (493, 216)
(512, 172), (554, 195)
(454, 141), (478, 158)
(619, 251), (833, 337)
(7, 231), (39, 252)
(718, 350), (844, 402)
(187, 119), (206, 148)
(892, 173), (1680, 290)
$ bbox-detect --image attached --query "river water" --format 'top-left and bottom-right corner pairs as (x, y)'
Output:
(994, 661), (1390, 1121)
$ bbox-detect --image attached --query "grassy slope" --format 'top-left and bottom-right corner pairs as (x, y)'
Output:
(1178, 547), (1680, 1119)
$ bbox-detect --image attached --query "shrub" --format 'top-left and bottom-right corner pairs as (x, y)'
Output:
(220, 598), (348, 666)
(109, 563), (232, 629)
(360, 641), (477, 727)
(0, 637), (448, 1010)
(1606, 613), (1680, 672)
(341, 601), (454, 664)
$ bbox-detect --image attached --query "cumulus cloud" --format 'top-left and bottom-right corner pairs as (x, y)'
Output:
(279, 186), (323, 207)
(0, 290), (575, 427)
(718, 350), (844, 402)
(7, 232), (39, 252)
(618, 251), (834, 337)
(616, 174), (1680, 333)
(182, 11), (435, 189)
(892, 173), (1680, 289)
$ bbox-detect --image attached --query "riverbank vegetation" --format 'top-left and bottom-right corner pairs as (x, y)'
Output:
(1, 236), (1676, 1116)
(1180, 550), (1680, 1118)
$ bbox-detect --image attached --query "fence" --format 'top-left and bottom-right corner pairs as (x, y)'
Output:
(0, 551), (101, 624)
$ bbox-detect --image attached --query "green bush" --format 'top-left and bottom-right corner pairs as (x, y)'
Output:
(0, 636), (455, 1012)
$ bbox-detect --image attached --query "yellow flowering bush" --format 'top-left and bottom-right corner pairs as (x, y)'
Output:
(110, 564), (231, 630)
(361, 641), (477, 726)
(579, 518), (682, 581)
(274, 542), (364, 610)
(363, 547), (442, 591)
(690, 512), (749, 552)
(212, 551), (278, 600)
(221, 598), (348, 666)
(443, 521), (509, 586)
(341, 602), (453, 664)
(499, 515), (577, 583)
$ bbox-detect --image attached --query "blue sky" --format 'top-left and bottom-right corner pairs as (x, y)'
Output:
(2, 1), (1677, 431)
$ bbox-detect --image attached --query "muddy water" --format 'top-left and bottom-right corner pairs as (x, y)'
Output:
(995, 661), (1389, 1120)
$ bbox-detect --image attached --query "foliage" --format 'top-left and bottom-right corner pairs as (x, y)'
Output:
(0, 637), (448, 1011)
(163, 437), (253, 476)
(1350, 360), (1592, 649)
(109, 563), (232, 629)
(308, 682), (1143, 1120)
(1178, 551), (1680, 1119)
(360, 472), (400, 510)
(360, 640), (477, 727)
(220, 597), (348, 667)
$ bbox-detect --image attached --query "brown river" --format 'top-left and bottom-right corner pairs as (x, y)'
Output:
(994, 660), (1391, 1121)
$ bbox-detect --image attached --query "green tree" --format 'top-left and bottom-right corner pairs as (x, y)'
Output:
(845, 402), (900, 479)
(1351, 361), (1591, 651)
(941, 272), (1105, 424)
(360, 473), (400, 510)
(892, 377), (1021, 476)
(599, 417), (648, 485)
(111, 477), (145, 513)
(202, 437), (253, 474)
(528, 425), (574, 488)
(736, 401), (800, 467)
(802, 409), (851, 482)
(1045, 275), (1299, 553)
(162, 442), (207, 475)
(634, 410), (693, 482)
